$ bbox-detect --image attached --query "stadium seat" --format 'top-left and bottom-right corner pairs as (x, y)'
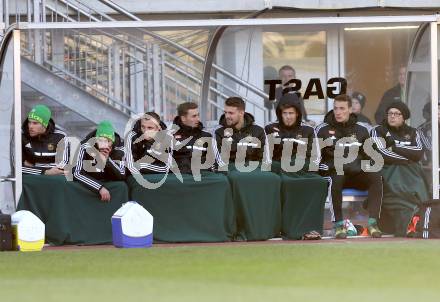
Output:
(342, 188), (368, 202)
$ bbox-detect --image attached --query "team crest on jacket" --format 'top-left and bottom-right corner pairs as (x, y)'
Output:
(195, 140), (204, 147)
(404, 134), (411, 140)
(47, 143), (55, 151)
(224, 129), (233, 137)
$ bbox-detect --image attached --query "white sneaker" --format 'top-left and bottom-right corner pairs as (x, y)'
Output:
(343, 219), (357, 236)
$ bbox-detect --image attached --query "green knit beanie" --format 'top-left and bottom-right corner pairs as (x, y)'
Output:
(96, 120), (115, 143)
(28, 105), (51, 128)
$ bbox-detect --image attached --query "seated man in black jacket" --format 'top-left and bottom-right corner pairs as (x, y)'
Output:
(22, 104), (69, 176)
(73, 120), (126, 202)
(371, 102), (430, 236)
(214, 97), (269, 169)
(214, 97), (281, 241)
(274, 65), (310, 124)
(265, 94), (327, 239)
(265, 93), (319, 169)
(125, 112), (171, 176)
(372, 102), (424, 164)
(317, 94), (383, 239)
(172, 102), (213, 175)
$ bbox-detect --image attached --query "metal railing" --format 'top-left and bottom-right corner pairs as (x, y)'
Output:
(2, 0), (270, 124)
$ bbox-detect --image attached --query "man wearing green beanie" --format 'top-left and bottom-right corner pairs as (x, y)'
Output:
(22, 104), (69, 176)
(73, 120), (126, 202)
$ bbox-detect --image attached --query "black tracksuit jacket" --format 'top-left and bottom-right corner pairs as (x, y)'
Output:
(172, 116), (213, 174)
(125, 119), (171, 174)
(371, 122), (424, 165)
(264, 97), (319, 166)
(214, 112), (269, 166)
(73, 130), (126, 194)
(22, 118), (69, 175)
(316, 111), (372, 175)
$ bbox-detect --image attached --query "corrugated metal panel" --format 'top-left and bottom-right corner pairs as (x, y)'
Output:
(88, 0), (440, 14)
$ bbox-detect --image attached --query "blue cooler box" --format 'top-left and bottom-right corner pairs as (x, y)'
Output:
(111, 201), (153, 248)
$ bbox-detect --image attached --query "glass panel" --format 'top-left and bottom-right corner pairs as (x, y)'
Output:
(344, 24), (418, 126)
(211, 26), (327, 126)
(407, 24), (431, 128)
(263, 30), (327, 116)
(0, 36), (16, 214)
(406, 24), (433, 191)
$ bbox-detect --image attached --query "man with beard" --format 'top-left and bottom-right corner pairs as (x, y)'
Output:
(266, 93), (319, 168)
(22, 104), (69, 176)
(214, 97), (269, 166)
(125, 112), (171, 176)
(265, 94), (327, 240)
(371, 102), (429, 236)
(214, 97), (281, 241)
(274, 65), (309, 123)
(317, 94), (383, 239)
(73, 120), (126, 202)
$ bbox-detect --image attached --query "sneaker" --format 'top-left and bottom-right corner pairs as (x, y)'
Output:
(407, 215), (420, 237)
(301, 230), (322, 240)
(367, 218), (382, 238)
(344, 219), (358, 236)
(334, 221), (347, 239)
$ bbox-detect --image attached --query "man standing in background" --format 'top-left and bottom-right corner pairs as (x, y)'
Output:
(375, 65), (406, 124)
(274, 65), (309, 123)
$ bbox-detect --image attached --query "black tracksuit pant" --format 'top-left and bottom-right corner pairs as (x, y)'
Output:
(323, 171), (383, 222)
